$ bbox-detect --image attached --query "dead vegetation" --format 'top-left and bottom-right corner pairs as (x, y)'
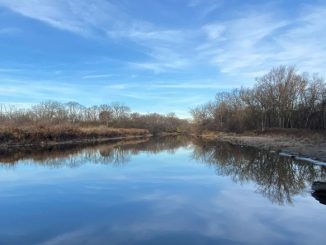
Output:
(0, 100), (190, 146)
(0, 124), (149, 146)
(191, 65), (326, 161)
(191, 65), (326, 133)
(0, 101), (189, 136)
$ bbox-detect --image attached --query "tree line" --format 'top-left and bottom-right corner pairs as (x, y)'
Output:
(191, 65), (326, 132)
(0, 101), (189, 134)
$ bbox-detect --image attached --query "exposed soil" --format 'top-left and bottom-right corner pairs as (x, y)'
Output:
(199, 129), (326, 163)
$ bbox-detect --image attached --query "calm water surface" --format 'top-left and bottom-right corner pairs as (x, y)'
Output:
(0, 136), (326, 245)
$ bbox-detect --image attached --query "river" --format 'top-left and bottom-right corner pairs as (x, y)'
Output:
(0, 136), (325, 244)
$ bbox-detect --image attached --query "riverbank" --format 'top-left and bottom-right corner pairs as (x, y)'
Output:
(0, 137), (151, 165)
(0, 125), (151, 149)
(198, 129), (326, 162)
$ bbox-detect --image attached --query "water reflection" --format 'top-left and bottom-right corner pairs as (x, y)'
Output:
(192, 138), (326, 205)
(0, 136), (191, 168)
(312, 182), (326, 205)
(1, 136), (325, 206)
(1, 136), (326, 244)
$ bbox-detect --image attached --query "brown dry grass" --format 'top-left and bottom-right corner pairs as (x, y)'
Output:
(0, 124), (150, 145)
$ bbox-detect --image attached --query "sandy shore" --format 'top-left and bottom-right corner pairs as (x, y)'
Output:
(199, 130), (326, 163)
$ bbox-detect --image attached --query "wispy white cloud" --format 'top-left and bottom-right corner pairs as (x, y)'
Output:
(0, 77), (211, 118)
(188, 0), (224, 18)
(199, 14), (289, 74)
(42, 227), (96, 245)
(130, 52), (188, 74)
(1, 0), (326, 78)
(148, 81), (233, 89)
(1, 0), (326, 116)
(104, 84), (128, 90)
(272, 4), (326, 74)
(108, 28), (187, 44)
(198, 3), (326, 77)
(0, 0), (118, 37)
(0, 79), (87, 101)
(82, 74), (115, 79)
(0, 0), (192, 74)
(122, 29), (194, 73)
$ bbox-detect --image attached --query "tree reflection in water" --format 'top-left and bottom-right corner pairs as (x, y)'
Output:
(192, 138), (326, 205)
(312, 181), (326, 205)
(1, 136), (325, 205)
(0, 136), (191, 168)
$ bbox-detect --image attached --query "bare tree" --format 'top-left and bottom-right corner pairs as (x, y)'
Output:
(191, 65), (326, 132)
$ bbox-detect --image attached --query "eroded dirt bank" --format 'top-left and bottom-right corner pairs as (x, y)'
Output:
(199, 129), (326, 163)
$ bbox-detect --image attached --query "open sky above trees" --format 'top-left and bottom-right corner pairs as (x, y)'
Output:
(0, 0), (325, 117)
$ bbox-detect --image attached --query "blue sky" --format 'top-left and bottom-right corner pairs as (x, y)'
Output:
(0, 0), (325, 117)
